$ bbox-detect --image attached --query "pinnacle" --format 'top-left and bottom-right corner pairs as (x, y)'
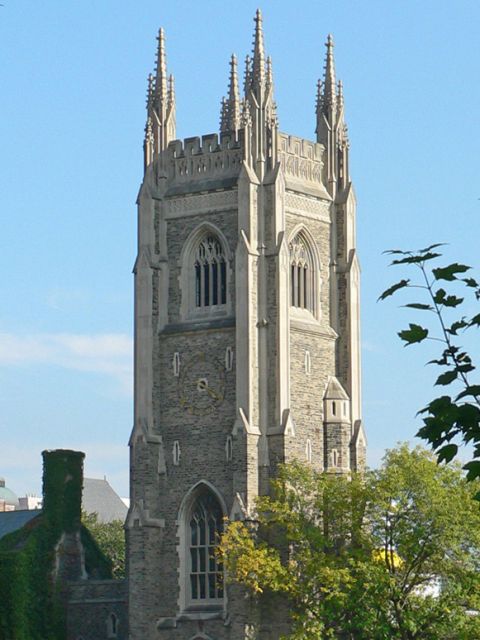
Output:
(323, 33), (336, 109)
(252, 8), (266, 88)
(155, 27), (168, 102)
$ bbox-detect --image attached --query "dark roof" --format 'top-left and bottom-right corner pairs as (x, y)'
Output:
(83, 478), (128, 524)
(0, 510), (41, 540)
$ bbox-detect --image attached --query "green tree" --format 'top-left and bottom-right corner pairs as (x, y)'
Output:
(379, 245), (480, 485)
(82, 512), (126, 579)
(219, 446), (480, 639)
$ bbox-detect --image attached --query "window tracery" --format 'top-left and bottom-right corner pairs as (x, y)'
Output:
(289, 232), (317, 315)
(194, 235), (227, 308)
(188, 491), (224, 603)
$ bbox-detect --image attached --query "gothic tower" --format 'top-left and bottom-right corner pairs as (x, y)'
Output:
(127, 12), (366, 639)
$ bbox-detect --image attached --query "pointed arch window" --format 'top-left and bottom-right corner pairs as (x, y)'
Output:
(289, 231), (317, 316)
(188, 490), (224, 603)
(180, 225), (232, 321)
(194, 235), (227, 308)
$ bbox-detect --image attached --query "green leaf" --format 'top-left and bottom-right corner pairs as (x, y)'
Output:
(418, 395), (452, 415)
(402, 303), (433, 311)
(391, 253), (440, 265)
(432, 263), (471, 281)
(456, 404), (480, 430)
(457, 364), (475, 373)
(463, 277), (479, 288)
(435, 370), (458, 386)
(456, 386), (480, 401)
(398, 324), (429, 345)
(462, 461), (480, 482)
(473, 490), (480, 502)
(436, 443), (458, 464)
(418, 243), (447, 253)
(447, 319), (468, 335)
(383, 249), (409, 255)
(427, 356), (448, 366)
(469, 313), (480, 327)
(442, 295), (464, 308)
(377, 279), (410, 301)
(433, 288), (447, 304)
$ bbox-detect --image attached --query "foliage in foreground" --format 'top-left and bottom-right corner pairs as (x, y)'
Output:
(379, 245), (480, 484)
(219, 446), (480, 640)
(82, 512), (126, 579)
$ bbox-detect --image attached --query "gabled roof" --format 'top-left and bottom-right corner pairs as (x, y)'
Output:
(0, 510), (41, 540)
(324, 376), (349, 400)
(83, 478), (128, 524)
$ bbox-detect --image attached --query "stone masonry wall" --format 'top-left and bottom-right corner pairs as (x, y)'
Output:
(67, 580), (127, 640)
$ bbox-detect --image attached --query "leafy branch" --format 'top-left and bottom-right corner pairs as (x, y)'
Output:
(379, 244), (480, 489)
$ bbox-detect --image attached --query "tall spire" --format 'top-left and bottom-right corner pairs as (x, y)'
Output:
(315, 34), (349, 194)
(145, 27), (176, 165)
(323, 34), (336, 110)
(243, 10), (278, 178)
(155, 28), (168, 106)
(252, 9), (266, 90)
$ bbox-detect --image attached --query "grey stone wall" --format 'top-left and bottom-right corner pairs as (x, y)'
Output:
(67, 580), (127, 640)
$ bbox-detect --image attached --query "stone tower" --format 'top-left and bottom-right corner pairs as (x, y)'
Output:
(127, 11), (366, 640)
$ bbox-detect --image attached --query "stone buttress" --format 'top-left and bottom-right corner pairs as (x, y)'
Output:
(127, 12), (366, 640)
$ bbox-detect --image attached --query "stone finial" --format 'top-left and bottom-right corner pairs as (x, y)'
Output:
(220, 96), (228, 132)
(168, 73), (175, 110)
(221, 53), (241, 133)
(146, 73), (155, 110)
(315, 78), (323, 116)
(252, 9), (266, 89)
(266, 55), (273, 89)
(337, 79), (344, 111)
(244, 54), (252, 94)
(241, 98), (252, 127)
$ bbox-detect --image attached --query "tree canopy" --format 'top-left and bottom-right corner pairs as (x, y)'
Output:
(82, 512), (125, 579)
(219, 446), (480, 639)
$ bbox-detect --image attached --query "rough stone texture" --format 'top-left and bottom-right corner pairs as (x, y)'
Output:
(67, 580), (127, 640)
(127, 16), (365, 640)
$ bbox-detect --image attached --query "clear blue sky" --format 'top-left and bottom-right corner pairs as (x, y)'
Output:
(1, 1), (479, 498)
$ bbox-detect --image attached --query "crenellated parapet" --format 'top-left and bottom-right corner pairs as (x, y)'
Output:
(162, 132), (244, 186)
(278, 133), (324, 187)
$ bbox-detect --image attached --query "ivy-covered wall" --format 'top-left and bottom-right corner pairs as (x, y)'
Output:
(0, 450), (112, 640)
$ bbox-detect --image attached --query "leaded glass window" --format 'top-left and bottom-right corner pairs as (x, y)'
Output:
(194, 236), (227, 308)
(289, 233), (315, 313)
(189, 491), (224, 602)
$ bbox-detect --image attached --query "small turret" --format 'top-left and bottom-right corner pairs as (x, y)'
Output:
(323, 377), (352, 472)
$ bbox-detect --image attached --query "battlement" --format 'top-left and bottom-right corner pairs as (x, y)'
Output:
(164, 131), (244, 184)
(155, 130), (326, 189)
(278, 133), (324, 185)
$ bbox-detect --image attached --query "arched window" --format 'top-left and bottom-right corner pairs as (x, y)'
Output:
(194, 235), (227, 308)
(188, 490), (224, 603)
(180, 225), (232, 321)
(289, 231), (317, 315)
